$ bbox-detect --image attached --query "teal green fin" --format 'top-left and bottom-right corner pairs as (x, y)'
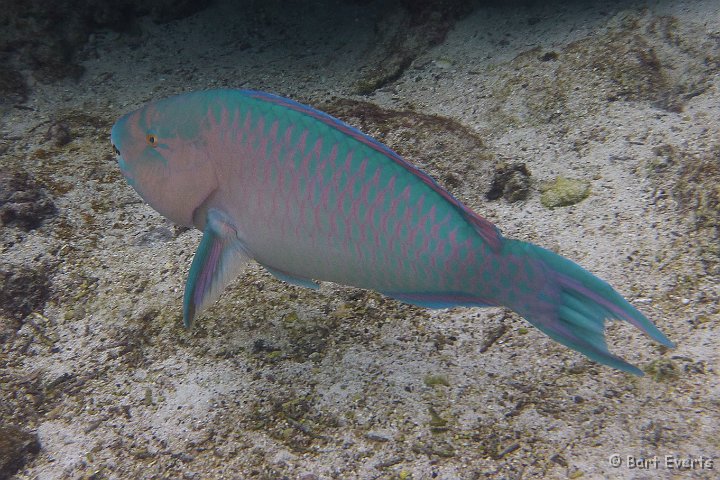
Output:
(263, 264), (320, 290)
(502, 239), (674, 376)
(183, 209), (250, 327)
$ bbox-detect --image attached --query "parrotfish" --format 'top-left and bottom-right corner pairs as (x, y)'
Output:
(111, 89), (673, 375)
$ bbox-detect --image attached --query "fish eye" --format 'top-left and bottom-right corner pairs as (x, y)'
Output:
(146, 134), (158, 147)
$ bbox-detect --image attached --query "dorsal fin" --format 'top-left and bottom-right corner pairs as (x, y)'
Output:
(241, 90), (503, 251)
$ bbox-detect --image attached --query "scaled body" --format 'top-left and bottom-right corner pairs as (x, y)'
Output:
(111, 89), (673, 375)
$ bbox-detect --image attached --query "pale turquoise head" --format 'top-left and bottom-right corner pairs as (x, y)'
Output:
(110, 92), (221, 227)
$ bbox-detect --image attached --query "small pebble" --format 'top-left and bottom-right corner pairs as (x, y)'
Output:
(365, 431), (392, 442)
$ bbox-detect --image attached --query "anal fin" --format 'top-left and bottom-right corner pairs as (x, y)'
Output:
(382, 291), (495, 309)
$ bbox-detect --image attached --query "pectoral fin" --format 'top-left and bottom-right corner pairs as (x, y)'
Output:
(183, 209), (250, 327)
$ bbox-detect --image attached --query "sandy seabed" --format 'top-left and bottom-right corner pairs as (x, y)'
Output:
(1, 0), (718, 478)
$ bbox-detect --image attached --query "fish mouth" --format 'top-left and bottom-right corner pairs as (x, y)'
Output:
(110, 117), (134, 184)
(109, 139), (130, 175)
(109, 119), (123, 150)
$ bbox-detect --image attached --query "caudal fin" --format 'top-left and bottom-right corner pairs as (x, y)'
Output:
(504, 240), (674, 376)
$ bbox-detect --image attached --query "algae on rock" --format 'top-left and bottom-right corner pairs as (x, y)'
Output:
(540, 177), (591, 208)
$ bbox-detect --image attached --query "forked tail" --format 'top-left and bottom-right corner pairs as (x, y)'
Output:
(502, 239), (674, 375)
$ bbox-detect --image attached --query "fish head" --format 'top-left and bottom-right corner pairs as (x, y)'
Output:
(111, 93), (219, 227)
